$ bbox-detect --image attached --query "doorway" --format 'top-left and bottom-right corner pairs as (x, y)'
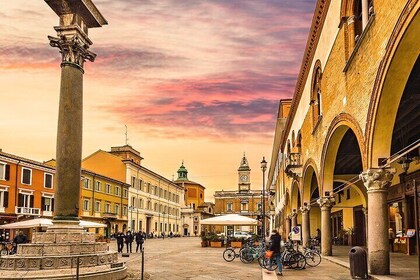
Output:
(353, 206), (366, 246)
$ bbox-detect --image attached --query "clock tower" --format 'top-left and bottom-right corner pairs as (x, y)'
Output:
(238, 153), (251, 192)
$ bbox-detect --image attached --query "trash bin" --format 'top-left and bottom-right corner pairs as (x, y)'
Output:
(349, 246), (368, 279)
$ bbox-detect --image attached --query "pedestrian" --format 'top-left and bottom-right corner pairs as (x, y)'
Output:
(389, 228), (395, 252)
(136, 231), (145, 252)
(316, 228), (321, 244)
(125, 230), (133, 253)
(162, 232), (165, 240)
(269, 229), (283, 276)
(170, 231), (173, 238)
(116, 231), (125, 253)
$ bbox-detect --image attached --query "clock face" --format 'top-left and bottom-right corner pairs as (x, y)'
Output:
(240, 175), (248, 182)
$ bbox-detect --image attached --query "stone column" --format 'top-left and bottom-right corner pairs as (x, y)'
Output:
(300, 203), (311, 247)
(347, 15), (356, 50)
(317, 196), (335, 256)
(363, 207), (368, 245)
(361, 0), (369, 29)
(290, 209), (298, 228)
(360, 168), (395, 275)
(46, 1), (107, 222)
(285, 215), (291, 239)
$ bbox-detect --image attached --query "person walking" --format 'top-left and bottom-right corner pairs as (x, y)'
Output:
(116, 231), (125, 253)
(136, 231), (145, 252)
(269, 229), (283, 276)
(125, 230), (133, 253)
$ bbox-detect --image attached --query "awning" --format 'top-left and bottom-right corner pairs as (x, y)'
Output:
(200, 214), (260, 226)
(0, 218), (106, 229)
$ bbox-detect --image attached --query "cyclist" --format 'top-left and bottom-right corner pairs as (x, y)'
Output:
(269, 229), (283, 276)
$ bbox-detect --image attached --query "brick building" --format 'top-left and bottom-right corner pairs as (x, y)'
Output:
(267, 0), (419, 276)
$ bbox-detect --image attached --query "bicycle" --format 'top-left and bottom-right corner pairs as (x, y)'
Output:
(222, 247), (240, 262)
(303, 245), (321, 267)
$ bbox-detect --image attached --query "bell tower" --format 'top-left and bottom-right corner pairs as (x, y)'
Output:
(238, 153), (251, 192)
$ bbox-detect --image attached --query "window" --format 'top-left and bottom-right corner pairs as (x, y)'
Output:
(115, 204), (119, 215)
(131, 197), (136, 208)
(241, 202), (248, 211)
(140, 199), (144, 209)
(123, 189), (128, 198)
(311, 61), (322, 130)
(131, 176), (136, 188)
(83, 199), (89, 211)
(347, 189), (351, 200)
(105, 203), (111, 213)
(147, 183), (151, 193)
(42, 196), (54, 211)
(95, 201), (101, 212)
(227, 202), (233, 211)
(0, 189), (9, 208)
(115, 186), (120, 196)
(159, 188), (162, 197)
(147, 201), (151, 210)
(83, 178), (90, 189)
(154, 203), (158, 212)
(154, 186), (158, 196)
(44, 173), (53, 189)
(95, 181), (101, 192)
(21, 168), (32, 185)
(18, 191), (34, 209)
(123, 206), (127, 216)
(164, 190), (167, 200)
(0, 162), (10, 181)
(155, 222), (157, 231)
(139, 179), (143, 191)
(105, 184), (111, 194)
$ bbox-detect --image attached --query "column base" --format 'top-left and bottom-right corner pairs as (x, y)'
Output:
(369, 250), (390, 275)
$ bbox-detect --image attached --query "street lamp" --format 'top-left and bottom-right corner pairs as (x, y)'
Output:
(261, 156), (267, 240)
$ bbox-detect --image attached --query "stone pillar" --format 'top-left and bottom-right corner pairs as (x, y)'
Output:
(347, 15), (356, 50)
(285, 215), (291, 239)
(361, 0), (369, 29)
(317, 196), (335, 256)
(360, 168), (395, 275)
(300, 203), (311, 247)
(363, 207), (368, 245)
(46, 2), (107, 222)
(290, 209), (298, 228)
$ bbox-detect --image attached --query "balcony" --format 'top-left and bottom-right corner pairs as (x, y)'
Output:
(102, 212), (118, 219)
(15, 207), (40, 216)
(285, 153), (302, 178)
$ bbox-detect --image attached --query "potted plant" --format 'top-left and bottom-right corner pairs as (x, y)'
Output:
(200, 234), (209, 247)
(346, 227), (354, 246)
(210, 234), (223, 248)
(230, 237), (243, 248)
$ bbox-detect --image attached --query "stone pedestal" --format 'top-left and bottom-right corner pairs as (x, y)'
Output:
(360, 168), (395, 275)
(317, 196), (335, 256)
(300, 204), (311, 247)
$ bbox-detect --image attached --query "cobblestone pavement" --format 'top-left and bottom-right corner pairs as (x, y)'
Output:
(111, 237), (356, 280)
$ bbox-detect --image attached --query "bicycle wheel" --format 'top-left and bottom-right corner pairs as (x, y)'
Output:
(223, 248), (236, 262)
(239, 248), (253, 264)
(305, 251), (321, 267)
(290, 253), (306, 270)
(261, 257), (278, 271)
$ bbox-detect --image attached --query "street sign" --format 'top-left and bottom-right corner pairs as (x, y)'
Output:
(291, 226), (301, 241)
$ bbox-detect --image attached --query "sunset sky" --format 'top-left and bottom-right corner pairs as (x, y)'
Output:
(0, 0), (315, 202)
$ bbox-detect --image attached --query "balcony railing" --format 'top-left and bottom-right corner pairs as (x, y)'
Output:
(285, 153), (303, 178)
(103, 212), (118, 219)
(15, 207), (40, 216)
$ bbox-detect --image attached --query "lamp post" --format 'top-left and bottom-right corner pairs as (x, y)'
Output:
(261, 157), (267, 240)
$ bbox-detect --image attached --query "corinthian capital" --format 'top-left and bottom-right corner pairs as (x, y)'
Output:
(360, 168), (395, 192)
(300, 204), (311, 214)
(317, 196), (335, 210)
(49, 35), (96, 71)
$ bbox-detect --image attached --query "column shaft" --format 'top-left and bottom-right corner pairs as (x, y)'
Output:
(285, 216), (291, 239)
(321, 207), (332, 256)
(54, 65), (83, 220)
(362, 0), (369, 29)
(368, 190), (389, 274)
(301, 208), (310, 247)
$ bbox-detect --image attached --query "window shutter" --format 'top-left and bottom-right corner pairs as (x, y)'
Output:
(3, 191), (8, 208)
(41, 197), (45, 210)
(30, 195), (34, 208)
(51, 198), (55, 212)
(18, 193), (24, 207)
(4, 165), (10, 181)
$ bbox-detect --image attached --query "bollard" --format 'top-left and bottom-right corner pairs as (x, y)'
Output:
(141, 246), (145, 280)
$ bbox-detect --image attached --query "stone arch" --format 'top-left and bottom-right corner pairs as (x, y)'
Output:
(333, 179), (367, 207)
(321, 113), (366, 195)
(367, 3), (420, 167)
(302, 159), (320, 203)
(290, 180), (302, 211)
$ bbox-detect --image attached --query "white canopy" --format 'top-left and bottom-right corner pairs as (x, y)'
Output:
(200, 214), (260, 225)
(0, 218), (106, 229)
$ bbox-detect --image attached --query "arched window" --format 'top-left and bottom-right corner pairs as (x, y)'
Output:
(147, 201), (151, 210)
(154, 203), (158, 212)
(311, 61), (322, 129)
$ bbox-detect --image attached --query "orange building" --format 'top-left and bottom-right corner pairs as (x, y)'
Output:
(0, 150), (55, 240)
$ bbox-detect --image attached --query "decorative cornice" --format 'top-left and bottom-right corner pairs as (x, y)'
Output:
(360, 168), (395, 192)
(280, 0), (331, 152)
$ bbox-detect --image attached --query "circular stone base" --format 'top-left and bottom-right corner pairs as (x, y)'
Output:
(0, 264), (127, 279)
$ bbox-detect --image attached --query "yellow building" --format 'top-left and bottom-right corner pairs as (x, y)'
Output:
(267, 0), (419, 276)
(80, 169), (129, 238)
(83, 145), (184, 236)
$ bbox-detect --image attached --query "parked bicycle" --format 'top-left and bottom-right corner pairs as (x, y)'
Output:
(222, 247), (241, 262)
